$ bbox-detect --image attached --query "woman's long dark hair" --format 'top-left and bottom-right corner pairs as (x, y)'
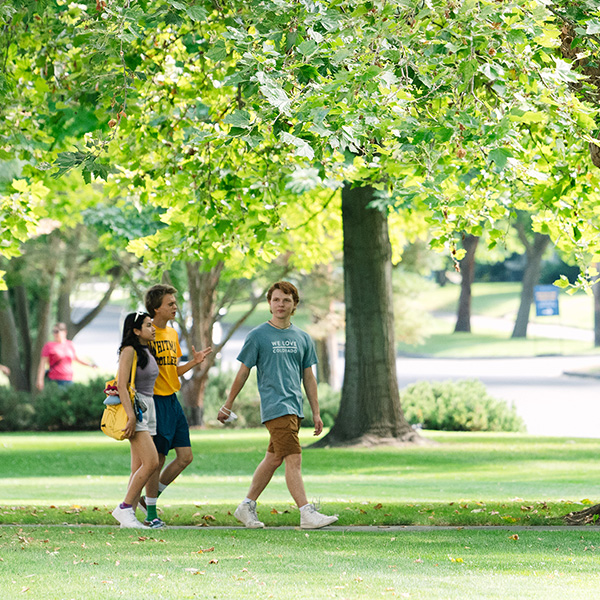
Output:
(119, 312), (155, 369)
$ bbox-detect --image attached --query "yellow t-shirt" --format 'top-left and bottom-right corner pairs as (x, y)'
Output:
(149, 325), (182, 396)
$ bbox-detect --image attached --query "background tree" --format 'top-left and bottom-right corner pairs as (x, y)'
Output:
(454, 234), (480, 334)
(511, 212), (552, 338)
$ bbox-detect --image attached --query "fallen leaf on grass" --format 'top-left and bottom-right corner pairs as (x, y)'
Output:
(501, 516), (518, 523)
(196, 547), (215, 554)
(509, 534), (519, 541)
(271, 508), (280, 514)
(448, 555), (464, 563)
(202, 515), (216, 522)
(374, 503), (383, 510)
(208, 559), (219, 565)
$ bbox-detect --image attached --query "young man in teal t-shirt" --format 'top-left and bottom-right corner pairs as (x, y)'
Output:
(218, 281), (338, 530)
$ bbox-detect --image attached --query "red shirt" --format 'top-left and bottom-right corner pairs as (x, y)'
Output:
(41, 341), (76, 381)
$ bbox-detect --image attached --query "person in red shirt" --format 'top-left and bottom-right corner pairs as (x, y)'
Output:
(36, 322), (96, 390)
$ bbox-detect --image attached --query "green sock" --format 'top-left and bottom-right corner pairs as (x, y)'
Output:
(146, 497), (158, 521)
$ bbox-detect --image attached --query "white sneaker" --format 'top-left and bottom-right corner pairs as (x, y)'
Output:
(234, 501), (265, 528)
(112, 505), (149, 529)
(300, 504), (338, 529)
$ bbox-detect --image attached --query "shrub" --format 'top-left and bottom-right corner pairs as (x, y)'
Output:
(34, 377), (106, 431)
(0, 376), (109, 432)
(400, 379), (526, 432)
(0, 386), (36, 431)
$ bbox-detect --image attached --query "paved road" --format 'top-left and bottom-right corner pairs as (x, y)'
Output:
(73, 304), (600, 439)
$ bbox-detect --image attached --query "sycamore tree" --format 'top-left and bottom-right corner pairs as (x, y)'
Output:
(216, 0), (600, 446)
(5, 1), (600, 445)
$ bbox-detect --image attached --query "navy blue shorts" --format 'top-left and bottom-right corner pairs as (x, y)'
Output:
(153, 393), (191, 456)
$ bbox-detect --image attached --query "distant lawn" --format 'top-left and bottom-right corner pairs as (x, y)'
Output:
(397, 322), (598, 358)
(419, 281), (594, 330)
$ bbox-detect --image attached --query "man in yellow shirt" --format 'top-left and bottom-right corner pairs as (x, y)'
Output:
(139, 284), (211, 528)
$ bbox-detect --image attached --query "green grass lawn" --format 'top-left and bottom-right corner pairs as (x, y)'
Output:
(2, 430), (599, 526)
(2, 429), (600, 599)
(421, 281), (594, 329)
(394, 281), (600, 357)
(2, 527), (600, 600)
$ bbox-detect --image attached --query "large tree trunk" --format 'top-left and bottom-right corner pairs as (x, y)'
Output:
(512, 232), (551, 338)
(314, 184), (420, 447)
(454, 234), (479, 333)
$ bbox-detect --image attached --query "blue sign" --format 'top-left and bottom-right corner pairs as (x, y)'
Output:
(534, 285), (559, 317)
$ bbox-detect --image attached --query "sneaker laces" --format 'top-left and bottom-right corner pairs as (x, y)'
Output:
(248, 504), (260, 521)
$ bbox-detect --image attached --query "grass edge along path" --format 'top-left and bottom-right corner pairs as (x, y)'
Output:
(0, 499), (594, 528)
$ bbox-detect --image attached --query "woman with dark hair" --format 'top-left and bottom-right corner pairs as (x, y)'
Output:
(111, 312), (162, 529)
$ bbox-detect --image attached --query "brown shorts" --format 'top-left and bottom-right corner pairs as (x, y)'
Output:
(265, 414), (302, 457)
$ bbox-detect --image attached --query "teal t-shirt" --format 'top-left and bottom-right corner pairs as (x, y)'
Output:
(237, 322), (318, 423)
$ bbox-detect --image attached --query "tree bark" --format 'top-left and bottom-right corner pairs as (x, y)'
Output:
(454, 234), (479, 333)
(313, 183), (420, 447)
(564, 504), (600, 525)
(512, 231), (551, 338)
(593, 264), (600, 347)
(0, 291), (29, 391)
(180, 262), (222, 426)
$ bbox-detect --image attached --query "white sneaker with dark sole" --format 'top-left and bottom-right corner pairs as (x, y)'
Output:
(300, 504), (338, 529)
(234, 501), (265, 528)
(112, 505), (149, 529)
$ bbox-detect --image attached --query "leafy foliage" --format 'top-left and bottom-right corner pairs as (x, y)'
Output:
(5, 0), (600, 281)
(0, 376), (107, 432)
(400, 379), (526, 432)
